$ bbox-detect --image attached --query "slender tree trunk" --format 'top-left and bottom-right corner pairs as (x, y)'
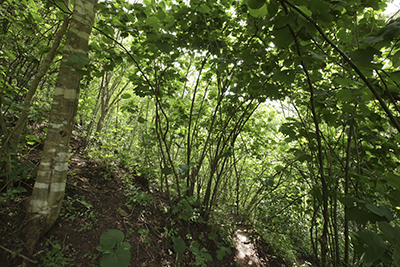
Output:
(22, 0), (96, 254)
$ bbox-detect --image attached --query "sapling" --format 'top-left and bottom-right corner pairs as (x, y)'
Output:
(96, 229), (131, 267)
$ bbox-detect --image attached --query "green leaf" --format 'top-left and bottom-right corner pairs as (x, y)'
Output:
(162, 167), (172, 175)
(339, 196), (361, 207)
(384, 173), (400, 190)
(297, 154), (313, 162)
(273, 69), (295, 84)
(155, 41), (172, 54)
(156, 9), (166, 20)
(173, 236), (186, 254)
(100, 229), (125, 250)
(272, 27), (293, 48)
(101, 252), (117, 267)
(137, 116), (146, 123)
(351, 47), (381, 63)
(121, 93), (131, 99)
(216, 247), (231, 260)
(337, 28), (352, 43)
(366, 203), (393, 221)
(347, 207), (383, 224)
(297, 6), (312, 17)
(55, 0), (70, 13)
(198, 4), (211, 13)
(335, 89), (357, 102)
(361, 18), (400, 44)
(248, 4), (268, 17)
(308, 51), (326, 61)
(145, 16), (160, 29)
(355, 230), (388, 263)
(392, 50), (400, 67)
(395, 243), (400, 267)
(203, 251), (213, 261)
(379, 221), (400, 242)
(114, 242), (132, 267)
(247, 0), (266, 10)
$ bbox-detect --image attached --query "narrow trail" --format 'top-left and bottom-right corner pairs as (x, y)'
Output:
(233, 224), (287, 267)
(234, 225), (267, 267)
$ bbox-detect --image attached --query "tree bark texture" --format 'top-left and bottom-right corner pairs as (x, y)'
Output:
(23, 0), (97, 250)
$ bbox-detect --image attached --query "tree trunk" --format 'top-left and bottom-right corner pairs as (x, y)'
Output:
(22, 0), (97, 255)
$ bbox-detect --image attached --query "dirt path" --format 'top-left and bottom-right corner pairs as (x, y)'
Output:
(234, 225), (267, 266)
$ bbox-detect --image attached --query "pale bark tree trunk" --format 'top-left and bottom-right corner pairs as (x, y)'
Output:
(23, 0), (97, 254)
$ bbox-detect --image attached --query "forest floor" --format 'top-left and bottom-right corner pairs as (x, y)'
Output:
(0, 136), (289, 266)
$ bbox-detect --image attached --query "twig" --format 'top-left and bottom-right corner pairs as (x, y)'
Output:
(0, 244), (38, 263)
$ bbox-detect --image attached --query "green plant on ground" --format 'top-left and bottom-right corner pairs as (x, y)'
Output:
(59, 195), (97, 231)
(138, 228), (150, 243)
(0, 186), (27, 201)
(39, 237), (73, 267)
(172, 236), (186, 265)
(172, 196), (202, 222)
(125, 184), (153, 209)
(189, 241), (213, 266)
(96, 229), (131, 267)
(216, 245), (232, 260)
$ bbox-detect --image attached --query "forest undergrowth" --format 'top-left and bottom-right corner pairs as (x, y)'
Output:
(0, 134), (295, 267)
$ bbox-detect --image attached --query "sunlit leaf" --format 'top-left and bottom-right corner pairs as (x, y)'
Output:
(247, 0), (266, 10)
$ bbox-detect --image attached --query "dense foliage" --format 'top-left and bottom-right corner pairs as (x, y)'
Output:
(1, 0), (400, 266)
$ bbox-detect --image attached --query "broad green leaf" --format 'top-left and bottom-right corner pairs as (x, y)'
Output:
(350, 47), (381, 63)
(267, 0), (279, 17)
(145, 16), (160, 29)
(392, 50), (400, 67)
(379, 221), (400, 242)
(366, 203), (393, 221)
(249, 4), (268, 17)
(272, 27), (293, 48)
(335, 89), (357, 102)
(308, 51), (326, 61)
(155, 41), (172, 54)
(379, 221), (395, 238)
(173, 236), (186, 254)
(384, 173), (400, 190)
(395, 243), (400, 267)
(332, 76), (359, 87)
(162, 167), (172, 175)
(247, 0), (266, 10)
(114, 242), (132, 267)
(100, 229), (125, 250)
(66, 52), (90, 66)
(347, 207), (382, 224)
(273, 69), (295, 84)
(297, 5), (312, 17)
(216, 247), (231, 260)
(137, 116), (146, 123)
(101, 252), (117, 267)
(355, 230), (387, 263)
(339, 196), (361, 207)
(297, 154), (313, 162)
(203, 251), (213, 261)
(55, 0), (70, 13)
(156, 9), (166, 20)
(337, 28), (352, 43)
(121, 93), (131, 99)
(198, 4), (211, 13)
